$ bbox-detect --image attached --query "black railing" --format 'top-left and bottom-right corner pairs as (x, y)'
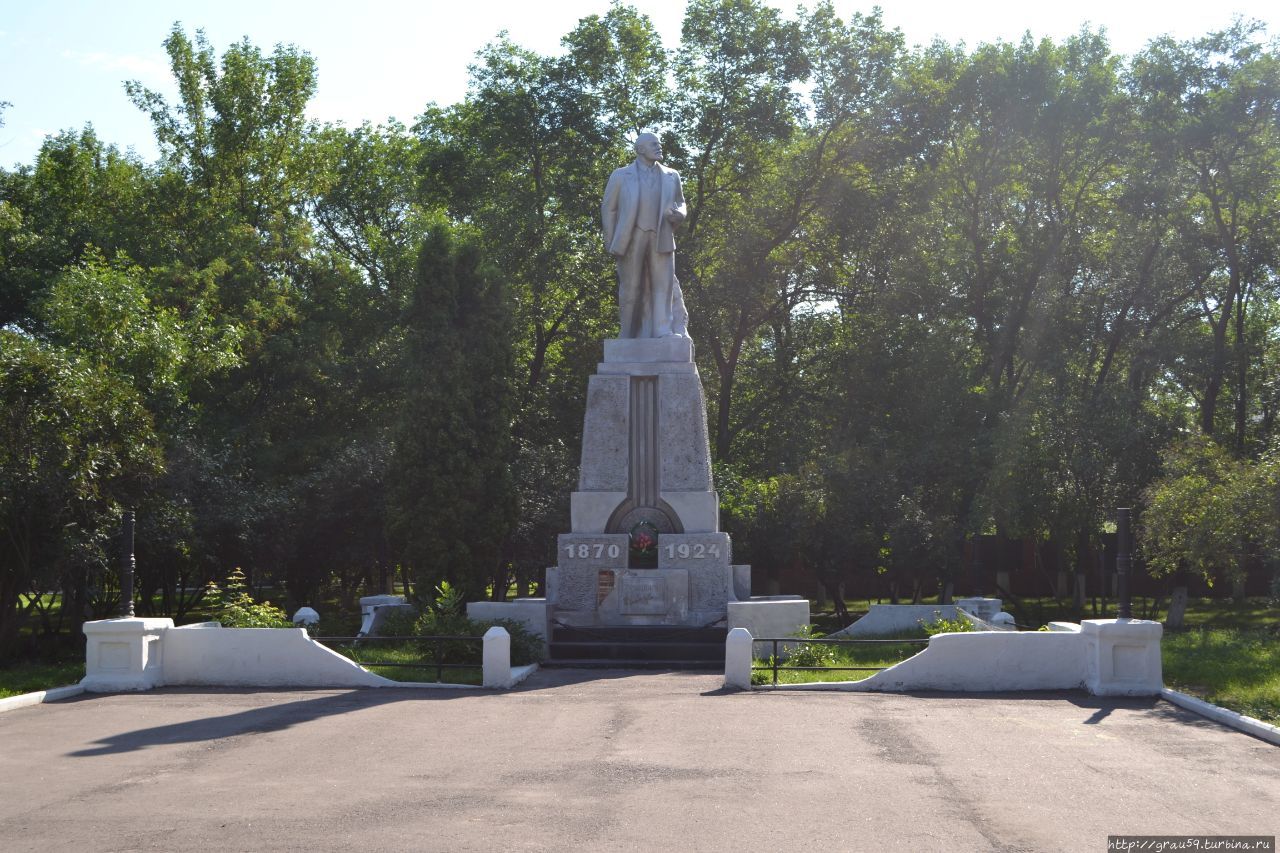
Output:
(312, 635), (483, 684)
(751, 636), (930, 687)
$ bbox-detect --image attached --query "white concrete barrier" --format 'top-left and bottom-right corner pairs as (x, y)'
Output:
(82, 618), (529, 691)
(828, 602), (1006, 638)
(723, 627), (754, 690)
(467, 599), (553, 651)
(725, 619), (1164, 696)
(162, 625), (396, 688)
(727, 597), (810, 639)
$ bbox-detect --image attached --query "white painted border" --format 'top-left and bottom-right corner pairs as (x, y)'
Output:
(1161, 688), (1280, 746)
(0, 683), (85, 714)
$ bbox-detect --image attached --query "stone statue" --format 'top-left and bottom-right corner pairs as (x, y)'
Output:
(601, 132), (690, 339)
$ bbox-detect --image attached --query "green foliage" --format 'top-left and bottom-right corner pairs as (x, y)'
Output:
(1163, 628), (1280, 724)
(919, 612), (976, 636)
(1141, 438), (1278, 585)
(207, 569), (291, 628)
(6, 12), (1280, 665)
(0, 659), (85, 699)
(410, 611), (542, 665)
(373, 608), (419, 638)
(386, 222), (517, 602)
(783, 628), (838, 668)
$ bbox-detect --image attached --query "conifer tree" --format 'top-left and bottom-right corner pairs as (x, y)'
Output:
(387, 223), (517, 602)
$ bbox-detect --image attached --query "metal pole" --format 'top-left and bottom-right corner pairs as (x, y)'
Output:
(120, 510), (136, 618)
(1116, 508), (1132, 619)
(969, 537), (984, 597)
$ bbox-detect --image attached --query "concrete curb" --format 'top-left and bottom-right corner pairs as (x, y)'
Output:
(1162, 687), (1280, 746)
(0, 683), (86, 714)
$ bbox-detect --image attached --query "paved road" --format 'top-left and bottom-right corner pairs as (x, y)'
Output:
(0, 670), (1275, 852)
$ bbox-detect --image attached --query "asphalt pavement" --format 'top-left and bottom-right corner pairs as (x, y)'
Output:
(0, 669), (1276, 852)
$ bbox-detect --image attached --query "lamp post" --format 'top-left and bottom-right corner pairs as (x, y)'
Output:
(1115, 507), (1132, 619)
(969, 537), (983, 597)
(120, 510), (136, 618)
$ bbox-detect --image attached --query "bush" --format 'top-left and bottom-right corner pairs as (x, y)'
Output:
(374, 608), (419, 637)
(206, 569), (292, 628)
(412, 610), (543, 665)
(783, 625), (836, 668)
(919, 611), (974, 636)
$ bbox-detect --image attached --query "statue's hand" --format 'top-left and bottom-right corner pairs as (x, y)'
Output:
(665, 206), (685, 224)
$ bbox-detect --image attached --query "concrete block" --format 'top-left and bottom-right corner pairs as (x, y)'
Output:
(292, 606), (320, 626)
(1082, 618), (1163, 696)
(578, 375), (630, 491)
(956, 598), (1003, 622)
(724, 627), (754, 690)
(657, 532), (730, 569)
(598, 569), (690, 624)
(661, 491), (719, 533)
(466, 599), (552, 650)
(603, 337), (693, 363)
(81, 617), (172, 692)
(727, 597), (810, 640)
(556, 533), (630, 568)
(658, 373), (713, 491)
(162, 626), (393, 688)
(570, 491), (626, 533)
(482, 627), (512, 688)
(852, 631), (1087, 693)
(596, 361), (698, 376)
(829, 604), (963, 638)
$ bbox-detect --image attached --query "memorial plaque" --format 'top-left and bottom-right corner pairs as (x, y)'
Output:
(620, 575), (668, 615)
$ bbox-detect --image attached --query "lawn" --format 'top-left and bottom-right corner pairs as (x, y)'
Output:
(1162, 628), (1280, 724)
(0, 659), (84, 699)
(317, 636), (484, 686)
(751, 637), (929, 686)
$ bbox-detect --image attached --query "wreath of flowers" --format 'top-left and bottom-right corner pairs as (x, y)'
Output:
(628, 520), (659, 556)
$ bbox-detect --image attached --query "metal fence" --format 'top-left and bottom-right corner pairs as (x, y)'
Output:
(311, 635), (484, 683)
(751, 636), (931, 687)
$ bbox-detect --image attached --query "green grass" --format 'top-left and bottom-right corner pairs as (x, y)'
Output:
(0, 660), (84, 699)
(1162, 628), (1280, 724)
(752, 639), (928, 686)
(323, 639), (483, 686)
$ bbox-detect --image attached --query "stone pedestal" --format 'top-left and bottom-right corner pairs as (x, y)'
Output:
(549, 339), (740, 627)
(82, 617), (172, 692)
(1082, 618), (1163, 696)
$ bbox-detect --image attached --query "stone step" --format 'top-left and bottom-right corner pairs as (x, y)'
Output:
(550, 625), (727, 644)
(541, 659), (723, 671)
(549, 640), (725, 663)
(547, 625), (726, 669)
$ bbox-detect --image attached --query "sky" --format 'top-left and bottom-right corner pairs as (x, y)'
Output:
(1, 0), (1275, 170)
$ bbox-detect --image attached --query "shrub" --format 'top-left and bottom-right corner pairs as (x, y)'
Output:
(919, 611), (975, 636)
(375, 608), (419, 637)
(412, 610), (543, 665)
(207, 569), (292, 628)
(783, 625), (836, 668)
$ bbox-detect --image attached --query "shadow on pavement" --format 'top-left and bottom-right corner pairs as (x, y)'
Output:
(67, 686), (475, 758)
(68, 669), (716, 757)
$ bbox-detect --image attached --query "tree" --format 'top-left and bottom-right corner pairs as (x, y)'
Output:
(0, 331), (161, 655)
(1142, 437), (1278, 616)
(1129, 24), (1280, 448)
(386, 223), (517, 600)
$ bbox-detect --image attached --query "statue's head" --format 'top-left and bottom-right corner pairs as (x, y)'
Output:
(634, 132), (662, 162)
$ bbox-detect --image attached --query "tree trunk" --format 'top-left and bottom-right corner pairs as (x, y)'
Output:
(1165, 586), (1189, 629)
